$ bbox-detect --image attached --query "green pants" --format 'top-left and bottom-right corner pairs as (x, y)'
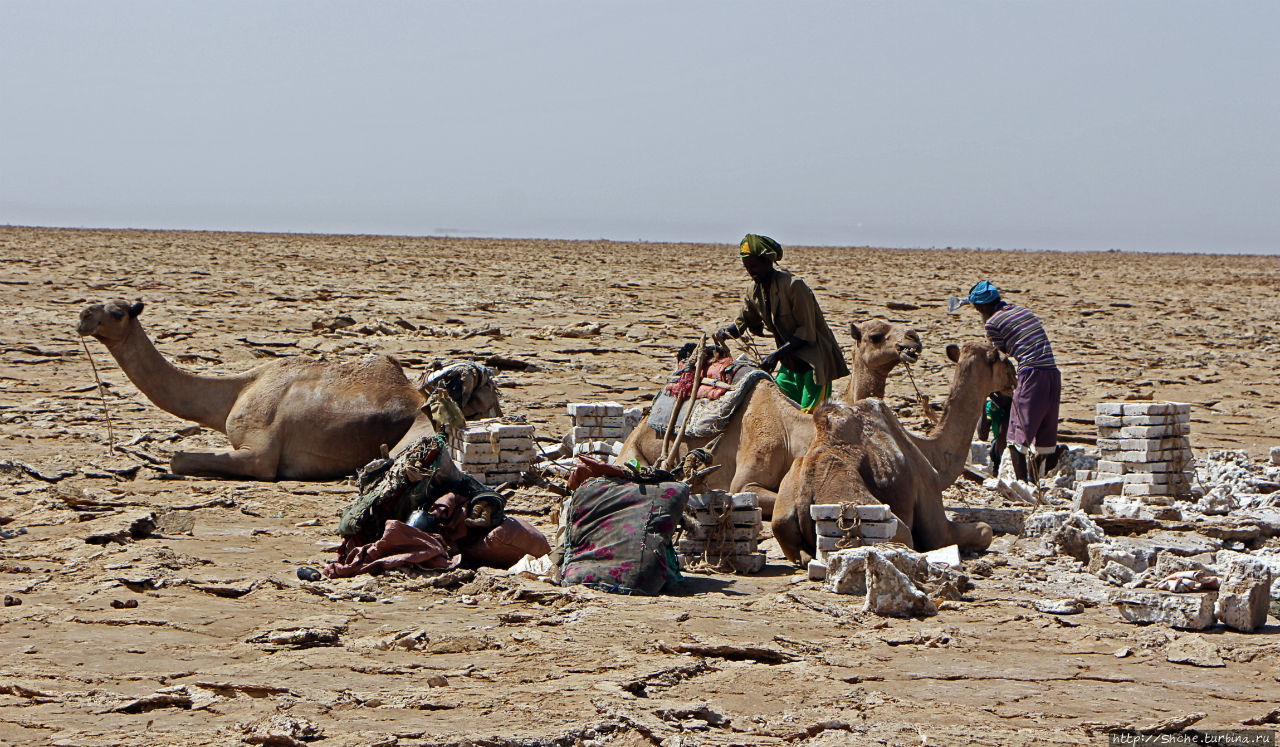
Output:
(774, 366), (830, 412)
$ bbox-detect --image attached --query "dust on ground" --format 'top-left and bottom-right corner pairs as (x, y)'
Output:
(1, 227), (1277, 746)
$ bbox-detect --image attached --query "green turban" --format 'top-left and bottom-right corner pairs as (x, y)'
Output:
(739, 234), (783, 262)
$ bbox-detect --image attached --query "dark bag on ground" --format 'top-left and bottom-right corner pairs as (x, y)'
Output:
(559, 476), (689, 595)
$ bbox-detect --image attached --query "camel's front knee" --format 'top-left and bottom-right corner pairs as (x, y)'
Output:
(952, 521), (993, 553)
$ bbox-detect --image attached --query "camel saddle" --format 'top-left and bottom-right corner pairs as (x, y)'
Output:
(647, 356), (771, 439)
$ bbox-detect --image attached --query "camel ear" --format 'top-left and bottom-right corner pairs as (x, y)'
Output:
(848, 322), (862, 342)
(945, 343), (960, 363)
(986, 347), (1000, 364)
(129, 301), (144, 318)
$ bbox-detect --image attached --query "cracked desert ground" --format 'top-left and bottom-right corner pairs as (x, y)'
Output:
(1, 226), (1277, 746)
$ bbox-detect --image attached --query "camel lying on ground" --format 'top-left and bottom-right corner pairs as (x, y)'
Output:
(616, 320), (922, 517)
(772, 341), (1015, 564)
(77, 299), (433, 480)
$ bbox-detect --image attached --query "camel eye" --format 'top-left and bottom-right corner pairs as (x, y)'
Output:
(869, 333), (885, 344)
(109, 309), (124, 319)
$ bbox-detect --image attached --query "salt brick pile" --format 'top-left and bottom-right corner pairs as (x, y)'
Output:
(1077, 402), (1195, 501)
(807, 503), (900, 581)
(677, 491), (766, 573)
(567, 401), (628, 461)
(448, 419), (537, 487)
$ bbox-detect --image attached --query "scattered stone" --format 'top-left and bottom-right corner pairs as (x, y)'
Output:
(1035, 598), (1084, 615)
(243, 714), (324, 746)
(1164, 636), (1225, 667)
(1074, 478), (1123, 514)
(296, 567), (322, 582)
(113, 685), (194, 713)
(1087, 543), (1155, 574)
(152, 510), (196, 536)
(1215, 558), (1273, 632)
(1114, 647), (1132, 658)
(3, 595), (20, 606)
(248, 618), (346, 648)
(110, 598), (138, 609)
(1271, 445), (1280, 466)
(1111, 589), (1217, 630)
(862, 552), (936, 618)
(84, 512), (157, 545)
(1023, 510), (1106, 563)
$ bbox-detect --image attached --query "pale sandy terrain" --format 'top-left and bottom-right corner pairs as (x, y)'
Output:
(1, 227), (1277, 746)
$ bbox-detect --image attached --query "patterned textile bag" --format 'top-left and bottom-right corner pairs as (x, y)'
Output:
(559, 477), (689, 595)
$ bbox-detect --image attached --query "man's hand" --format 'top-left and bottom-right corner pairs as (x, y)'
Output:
(712, 325), (739, 344)
(759, 351), (780, 373)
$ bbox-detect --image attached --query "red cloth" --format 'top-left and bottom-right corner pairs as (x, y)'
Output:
(459, 517), (551, 569)
(323, 520), (458, 579)
(663, 355), (737, 401)
(567, 455), (629, 491)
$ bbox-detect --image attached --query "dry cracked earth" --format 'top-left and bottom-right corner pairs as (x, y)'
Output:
(1, 226), (1278, 746)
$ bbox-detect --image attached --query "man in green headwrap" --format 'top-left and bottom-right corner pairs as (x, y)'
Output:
(713, 234), (850, 410)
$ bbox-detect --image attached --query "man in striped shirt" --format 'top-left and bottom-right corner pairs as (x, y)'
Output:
(967, 280), (1062, 483)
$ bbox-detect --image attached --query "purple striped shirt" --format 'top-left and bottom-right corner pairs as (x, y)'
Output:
(984, 302), (1056, 370)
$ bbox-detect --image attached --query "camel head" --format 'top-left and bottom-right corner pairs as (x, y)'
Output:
(850, 319), (922, 372)
(789, 402), (881, 510)
(77, 299), (145, 348)
(944, 341), (1016, 395)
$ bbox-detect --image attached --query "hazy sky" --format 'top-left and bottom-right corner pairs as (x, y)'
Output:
(3, 2), (1277, 253)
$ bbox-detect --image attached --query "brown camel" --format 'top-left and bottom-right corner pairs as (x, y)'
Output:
(77, 299), (428, 480)
(771, 341), (1015, 565)
(615, 320), (922, 517)
(839, 320), (922, 403)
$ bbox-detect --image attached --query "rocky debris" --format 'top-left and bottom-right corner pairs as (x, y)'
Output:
(1034, 598), (1084, 615)
(1164, 635), (1225, 667)
(1152, 570), (1219, 593)
(1087, 542), (1155, 575)
(1272, 445), (1280, 466)
(1215, 557), (1273, 632)
(1022, 510), (1106, 563)
(247, 618), (347, 648)
(242, 714), (324, 746)
(112, 685), (195, 713)
(1111, 589), (1217, 630)
(824, 545), (967, 617)
(346, 628), (433, 652)
(84, 512), (157, 545)
(1196, 449), (1280, 510)
(863, 552), (936, 618)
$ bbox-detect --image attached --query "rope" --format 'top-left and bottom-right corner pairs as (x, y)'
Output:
(834, 501), (863, 549)
(80, 338), (116, 455)
(685, 491), (738, 573)
(901, 361), (938, 426)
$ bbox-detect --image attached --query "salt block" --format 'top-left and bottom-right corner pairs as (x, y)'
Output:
(1096, 460), (1127, 474)
(683, 524), (758, 541)
(573, 415), (625, 429)
(946, 506), (1028, 536)
(1122, 402), (1191, 416)
(1121, 471), (1194, 485)
(1094, 415), (1123, 428)
(729, 553), (767, 574)
(858, 520), (899, 539)
(1095, 402), (1125, 416)
(1117, 436), (1190, 452)
(1111, 589), (1218, 629)
(1119, 424), (1190, 439)
(1215, 558), (1273, 632)
(1271, 446), (1280, 466)
(922, 544), (961, 569)
(691, 508), (761, 527)
(809, 503), (894, 522)
(566, 402), (623, 417)
(808, 559), (828, 581)
(687, 491), (759, 511)
(1122, 483), (1182, 497)
(677, 538), (758, 555)
(814, 520), (846, 538)
(1121, 413), (1190, 426)
(1074, 478), (1123, 513)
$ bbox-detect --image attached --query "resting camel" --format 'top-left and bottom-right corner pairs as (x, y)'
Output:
(616, 320), (922, 517)
(77, 299), (430, 480)
(771, 341), (1015, 564)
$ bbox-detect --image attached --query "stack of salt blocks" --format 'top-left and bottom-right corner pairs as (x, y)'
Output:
(567, 401), (627, 461)
(807, 503), (898, 580)
(677, 491), (766, 573)
(1090, 401), (1195, 501)
(448, 418), (538, 487)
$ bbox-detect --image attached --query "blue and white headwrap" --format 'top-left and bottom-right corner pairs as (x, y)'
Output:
(968, 280), (1001, 305)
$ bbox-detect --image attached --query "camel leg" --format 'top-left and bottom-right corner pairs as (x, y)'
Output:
(171, 446), (280, 480)
(768, 460), (809, 566)
(909, 488), (993, 553)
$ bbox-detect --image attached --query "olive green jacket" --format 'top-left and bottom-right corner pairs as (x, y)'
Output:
(732, 270), (850, 386)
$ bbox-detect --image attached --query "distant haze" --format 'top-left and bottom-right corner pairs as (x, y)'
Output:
(2, 1), (1278, 254)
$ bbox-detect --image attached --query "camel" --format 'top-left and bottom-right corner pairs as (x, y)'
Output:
(771, 341), (1016, 565)
(615, 320), (922, 517)
(839, 320), (922, 403)
(77, 299), (431, 480)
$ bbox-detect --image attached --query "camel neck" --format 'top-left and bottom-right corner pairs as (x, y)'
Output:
(911, 358), (990, 484)
(844, 355), (889, 401)
(105, 321), (249, 433)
